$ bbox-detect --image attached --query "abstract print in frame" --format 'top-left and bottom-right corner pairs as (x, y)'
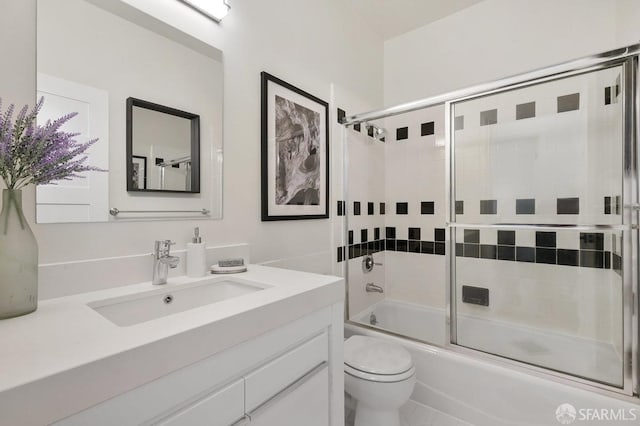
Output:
(261, 72), (329, 221)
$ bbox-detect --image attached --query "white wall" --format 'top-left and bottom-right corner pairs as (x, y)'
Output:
(384, 0), (640, 106)
(0, 0), (383, 278)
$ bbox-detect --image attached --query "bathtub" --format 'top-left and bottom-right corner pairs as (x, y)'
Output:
(347, 299), (638, 426)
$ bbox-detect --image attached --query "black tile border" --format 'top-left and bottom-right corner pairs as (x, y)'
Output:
(536, 231), (556, 248)
(339, 227), (617, 271)
(464, 229), (480, 244)
(557, 249), (579, 266)
(497, 245), (515, 261)
(498, 230), (515, 246)
(480, 245), (497, 259)
(516, 247), (535, 263)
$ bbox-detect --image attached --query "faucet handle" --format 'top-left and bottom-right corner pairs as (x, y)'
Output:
(154, 240), (175, 255)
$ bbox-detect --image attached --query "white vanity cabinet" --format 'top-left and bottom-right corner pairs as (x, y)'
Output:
(54, 304), (341, 426)
(247, 365), (329, 426)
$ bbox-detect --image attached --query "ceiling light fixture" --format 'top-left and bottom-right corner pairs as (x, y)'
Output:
(179, 0), (230, 22)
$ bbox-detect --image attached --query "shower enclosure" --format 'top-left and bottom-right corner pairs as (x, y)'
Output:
(340, 44), (639, 397)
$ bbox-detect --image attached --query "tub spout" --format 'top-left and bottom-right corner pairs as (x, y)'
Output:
(366, 282), (383, 293)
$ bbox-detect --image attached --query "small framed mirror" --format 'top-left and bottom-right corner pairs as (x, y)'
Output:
(126, 97), (200, 193)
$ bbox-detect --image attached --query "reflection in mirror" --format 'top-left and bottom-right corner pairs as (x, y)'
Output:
(36, 0), (224, 222)
(35, 75), (110, 223)
(127, 98), (200, 193)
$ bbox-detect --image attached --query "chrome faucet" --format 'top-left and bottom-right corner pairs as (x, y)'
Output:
(365, 282), (384, 293)
(152, 240), (180, 285)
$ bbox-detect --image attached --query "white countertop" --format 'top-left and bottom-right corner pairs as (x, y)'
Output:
(0, 265), (343, 423)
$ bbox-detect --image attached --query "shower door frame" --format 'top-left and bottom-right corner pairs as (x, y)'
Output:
(445, 57), (638, 397)
(342, 44), (640, 399)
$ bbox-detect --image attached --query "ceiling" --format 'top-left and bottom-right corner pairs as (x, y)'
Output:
(348, 0), (485, 40)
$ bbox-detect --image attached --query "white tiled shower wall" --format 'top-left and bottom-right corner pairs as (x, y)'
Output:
(382, 105), (447, 310)
(344, 105), (448, 318)
(345, 129), (386, 316)
(343, 66), (624, 351)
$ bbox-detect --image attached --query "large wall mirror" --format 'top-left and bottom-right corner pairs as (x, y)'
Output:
(36, 0), (223, 223)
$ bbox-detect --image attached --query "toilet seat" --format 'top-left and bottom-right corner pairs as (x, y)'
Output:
(344, 336), (415, 383)
(345, 363), (415, 383)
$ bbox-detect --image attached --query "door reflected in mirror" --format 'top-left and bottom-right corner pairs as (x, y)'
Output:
(127, 98), (200, 193)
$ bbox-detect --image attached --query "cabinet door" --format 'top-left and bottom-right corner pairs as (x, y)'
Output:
(248, 365), (328, 426)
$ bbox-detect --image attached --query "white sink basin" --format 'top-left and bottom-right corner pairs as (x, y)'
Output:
(88, 277), (269, 326)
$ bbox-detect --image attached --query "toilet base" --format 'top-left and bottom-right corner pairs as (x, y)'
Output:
(354, 401), (401, 426)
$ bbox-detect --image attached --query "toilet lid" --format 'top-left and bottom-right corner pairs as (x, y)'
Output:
(344, 336), (413, 375)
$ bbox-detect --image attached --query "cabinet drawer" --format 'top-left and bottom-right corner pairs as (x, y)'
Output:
(157, 378), (244, 426)
(249, 365), (329, 426)
(245, 331), (328, 412)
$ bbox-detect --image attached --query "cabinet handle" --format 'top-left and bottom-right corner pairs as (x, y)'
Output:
(246, 361), (327, 420)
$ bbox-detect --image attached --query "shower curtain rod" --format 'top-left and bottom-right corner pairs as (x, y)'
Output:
(342, 42), (640, 126)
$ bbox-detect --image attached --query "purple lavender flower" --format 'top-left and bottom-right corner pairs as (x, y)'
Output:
(0, 97), (105, 189)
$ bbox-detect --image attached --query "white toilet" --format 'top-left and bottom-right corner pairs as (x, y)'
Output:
(344, 335), (416, 426)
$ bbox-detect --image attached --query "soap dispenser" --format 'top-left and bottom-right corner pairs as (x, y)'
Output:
(186, 227), (207, 277)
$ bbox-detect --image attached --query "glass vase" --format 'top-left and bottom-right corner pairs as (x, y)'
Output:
(0, 189), (38, 319)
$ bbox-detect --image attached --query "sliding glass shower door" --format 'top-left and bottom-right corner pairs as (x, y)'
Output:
(449, 60), (635, 390)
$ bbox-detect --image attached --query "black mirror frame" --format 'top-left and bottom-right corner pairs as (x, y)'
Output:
(126, 97), (201, 193)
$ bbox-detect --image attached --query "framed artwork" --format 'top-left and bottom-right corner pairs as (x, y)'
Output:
(131, 155), (147, 190)
(261, 72), (329, 221)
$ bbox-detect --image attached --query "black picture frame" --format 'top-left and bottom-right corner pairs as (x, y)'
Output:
(131, 155), (147, 190)
(126, 97), (200, 193)
(261, 72), (329, 221)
